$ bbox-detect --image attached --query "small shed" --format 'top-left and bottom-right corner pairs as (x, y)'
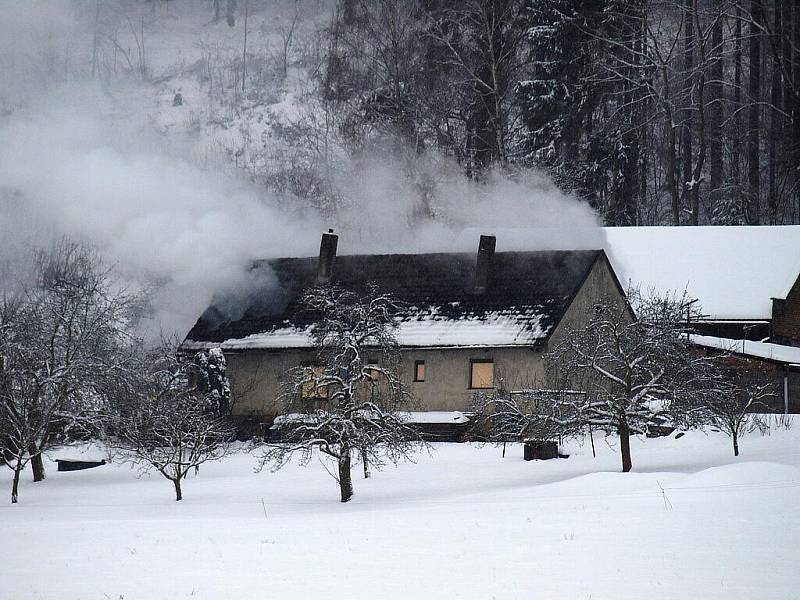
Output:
(690, 335), (800, 414)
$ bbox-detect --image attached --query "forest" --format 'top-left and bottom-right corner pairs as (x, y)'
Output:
(304, 0), (800, 226)
(4, 0), (798, 236)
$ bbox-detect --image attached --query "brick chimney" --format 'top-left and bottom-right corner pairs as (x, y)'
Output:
(472, 234), (496, 294)
(317, 229), (338, 283)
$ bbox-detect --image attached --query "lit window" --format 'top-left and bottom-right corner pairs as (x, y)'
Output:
(469, 359), (494, 389)
(414, 360), (426, 382)
(301, 365), (328, 399)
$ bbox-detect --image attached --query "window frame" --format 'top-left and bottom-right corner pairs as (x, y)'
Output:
(413, 360), (426, 382)
(468, 358), (495, 390)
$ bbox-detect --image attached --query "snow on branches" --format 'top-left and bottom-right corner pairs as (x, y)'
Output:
(103, 340), (235, 501)
(193, 347), (231, 416)
(0, 239), (137, 503)
(542, 291), (732, 471)
(474, 291), (743, 472)
(259, 284), (423, 503)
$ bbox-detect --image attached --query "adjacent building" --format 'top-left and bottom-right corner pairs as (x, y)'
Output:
(603, 226), (800, 412)
(182, 225), (800, 422)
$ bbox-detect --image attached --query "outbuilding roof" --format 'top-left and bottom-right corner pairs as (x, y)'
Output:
(604, 226), (800, 321)
(689, 334), (800, 367)
(183, 250), (606, 350)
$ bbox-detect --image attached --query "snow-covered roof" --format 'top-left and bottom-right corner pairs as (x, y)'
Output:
(217, 311), (548, 350)
(604, 226), (800, 321)
(689, 334), (800, 366)
(458, 226), (800, 321)
(184, 250), (605, 350)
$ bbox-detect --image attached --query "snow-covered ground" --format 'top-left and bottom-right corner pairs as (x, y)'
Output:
(1, 425), (799, 599)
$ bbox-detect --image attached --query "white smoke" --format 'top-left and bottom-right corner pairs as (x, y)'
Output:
(0, 88), (322, 335)
(329, 152), (604, 255)
(0, 1), (604, 338)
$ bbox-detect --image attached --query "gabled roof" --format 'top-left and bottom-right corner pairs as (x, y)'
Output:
(603, 226), (800, 321)
(183, 250), (604, 350)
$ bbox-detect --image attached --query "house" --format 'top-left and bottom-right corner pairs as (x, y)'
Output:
(181, 232), (631, 425)
(465, 225), (800, 412)
(603, 226), (800, 413)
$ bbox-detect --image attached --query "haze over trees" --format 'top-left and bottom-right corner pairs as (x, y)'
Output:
(0, 240), (137, 503)
(0, 239), (238, 504)
(7, 0), (795, 239)
(312, 0), (800, 225)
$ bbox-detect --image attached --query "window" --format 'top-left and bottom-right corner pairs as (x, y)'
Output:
(469, 359), (494, 389)
(363, 357), (381, 382)
(301, 365), (328, 399)
(414, 360), (426, 382)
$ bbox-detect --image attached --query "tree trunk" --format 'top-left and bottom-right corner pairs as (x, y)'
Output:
(708, 0), (723, 216)
(768, 2), (781, 224)
(663, 102), (681, 225)
(747, 0), (762, 224)
(618, 419), (632, 472)
(682, 0), (694, 215)
(338, 449), (353, 503)
(29, 444), (45, 482)
(173, 477), (183, 501)
(361, 447), (370, 479)
(12, 461), (23, 504)
(466, 2), (510, 173)
(795, 2), (800, 222)
(241, 0), (249, 93)
(732, 4), (742, 212)
(226, 0), (236, 27)
(732, 430), (740, 457)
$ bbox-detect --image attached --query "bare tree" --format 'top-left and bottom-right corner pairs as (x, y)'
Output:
(746, 0), (762, 224)
(241, 0), (249, 93)
(104, 340), (235, 502)
(279, 0), (301, 78)
(696, 359), (776, 457)
(470, 385), (569, 458)
(0, 240), (136, 503)
(539, 292), (715, 472)
(425, 0), (529, 173)
(0, 294), (43, 504)
(259, 284), (423, 503)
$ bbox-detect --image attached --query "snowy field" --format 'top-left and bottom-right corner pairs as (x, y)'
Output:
(1, 426), (799, 600)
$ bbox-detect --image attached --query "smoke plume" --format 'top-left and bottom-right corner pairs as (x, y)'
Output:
(0, 1), (604, 337)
